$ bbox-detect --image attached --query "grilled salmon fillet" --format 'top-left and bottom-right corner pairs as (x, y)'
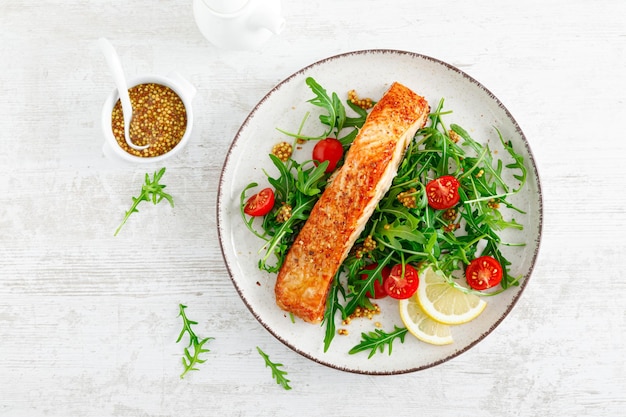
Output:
(275, 82), (430, 323)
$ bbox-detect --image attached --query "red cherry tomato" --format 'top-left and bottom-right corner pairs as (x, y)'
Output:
(360, 263), (390, 299)
(465, 256), (503, 290)
(384, 264), (419, 299)
(426, 175), (461, 210)
(243, 188), (275, 216)
(312, 138), (343, 172)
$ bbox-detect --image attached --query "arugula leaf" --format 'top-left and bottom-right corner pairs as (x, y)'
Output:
(257, 198), (316, 272)
(453, 124), (509, 193)
(498, 128), (527, 193)
(177, 304), (213, 379)
(343, 252), (394, 317)
(349, 326), (409, 358)
(307, 77), (346, 137)
(256, 347), (292, 390)
(343, 99), (371, 128)
(296, 160), (329, 196)
(266, 154), (297, 203)
(240, 182), (268, 240)
(114, 167), (174, 236)
(376, 220), (426, 249)
(322, 273), (346, 352)
(338, 127), (359, 147)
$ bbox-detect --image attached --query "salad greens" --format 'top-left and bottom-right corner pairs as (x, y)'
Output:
(240, 156), (328, 272)
(177, 304), (213, 378)
(114, 167), (174, 236)
(241, 77), (527, 355)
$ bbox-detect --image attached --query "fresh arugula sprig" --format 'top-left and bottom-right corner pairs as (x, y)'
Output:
(348, 326), (409, 358)
(177, 304), (213, 379)
(342, 99), (372, 130)
(277, 77), (366, 144)
(343, 252), (394, 317)
(307, 77), (345, 138)
(322, 273), (346, 352)
(256, 347), (292, 390)
(114, 167), (174, 236)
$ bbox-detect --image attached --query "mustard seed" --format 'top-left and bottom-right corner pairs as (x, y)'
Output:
(397, 187), (418, 208)
(348, 89), (374, 110)
(272, 141), (293, 162)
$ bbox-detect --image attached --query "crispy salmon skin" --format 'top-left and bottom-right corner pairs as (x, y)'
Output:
(274, 82), (430, 323)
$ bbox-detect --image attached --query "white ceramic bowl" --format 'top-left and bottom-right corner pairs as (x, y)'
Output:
(101, 72), (196, 164)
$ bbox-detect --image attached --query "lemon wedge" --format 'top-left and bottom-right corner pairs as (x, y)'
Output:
(416, 265), (487, 325)
(399, 294), (453, 345)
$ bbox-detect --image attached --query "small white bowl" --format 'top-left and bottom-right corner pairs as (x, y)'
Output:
(101, 72), (196, 163)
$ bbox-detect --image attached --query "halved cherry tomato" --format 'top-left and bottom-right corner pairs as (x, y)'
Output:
(360, 263), (390, 299)
(312, 138), (343, 172)
(465, 256), (503, 290)
(383, 264), (419, 299)
(426, 175), (461, 210)
(243, 188), (275, 216)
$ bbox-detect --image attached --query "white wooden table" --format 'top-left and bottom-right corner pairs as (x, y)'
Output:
(1, 1), (625, 416)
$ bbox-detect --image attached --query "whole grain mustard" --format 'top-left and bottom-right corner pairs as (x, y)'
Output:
(111, 83), (187, 157)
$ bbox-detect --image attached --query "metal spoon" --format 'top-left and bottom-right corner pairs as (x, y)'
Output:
(98, 37), (149, 150)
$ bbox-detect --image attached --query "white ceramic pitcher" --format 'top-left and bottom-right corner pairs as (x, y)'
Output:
(193, 0), (285, 50)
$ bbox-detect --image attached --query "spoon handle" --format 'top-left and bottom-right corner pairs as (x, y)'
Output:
(98, 37), (148, 150)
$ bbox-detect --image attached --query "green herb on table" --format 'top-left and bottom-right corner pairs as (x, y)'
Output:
(114, 167), (174, 236)
(256, 347), (292, 390)
(177, 304), (213, 379)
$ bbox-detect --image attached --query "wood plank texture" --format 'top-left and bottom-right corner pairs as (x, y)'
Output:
(1, 1), (625, 416)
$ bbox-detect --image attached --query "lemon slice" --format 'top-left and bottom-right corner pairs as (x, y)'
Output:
(399, 294), (453, 345)
(416, 265), (487, 325)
